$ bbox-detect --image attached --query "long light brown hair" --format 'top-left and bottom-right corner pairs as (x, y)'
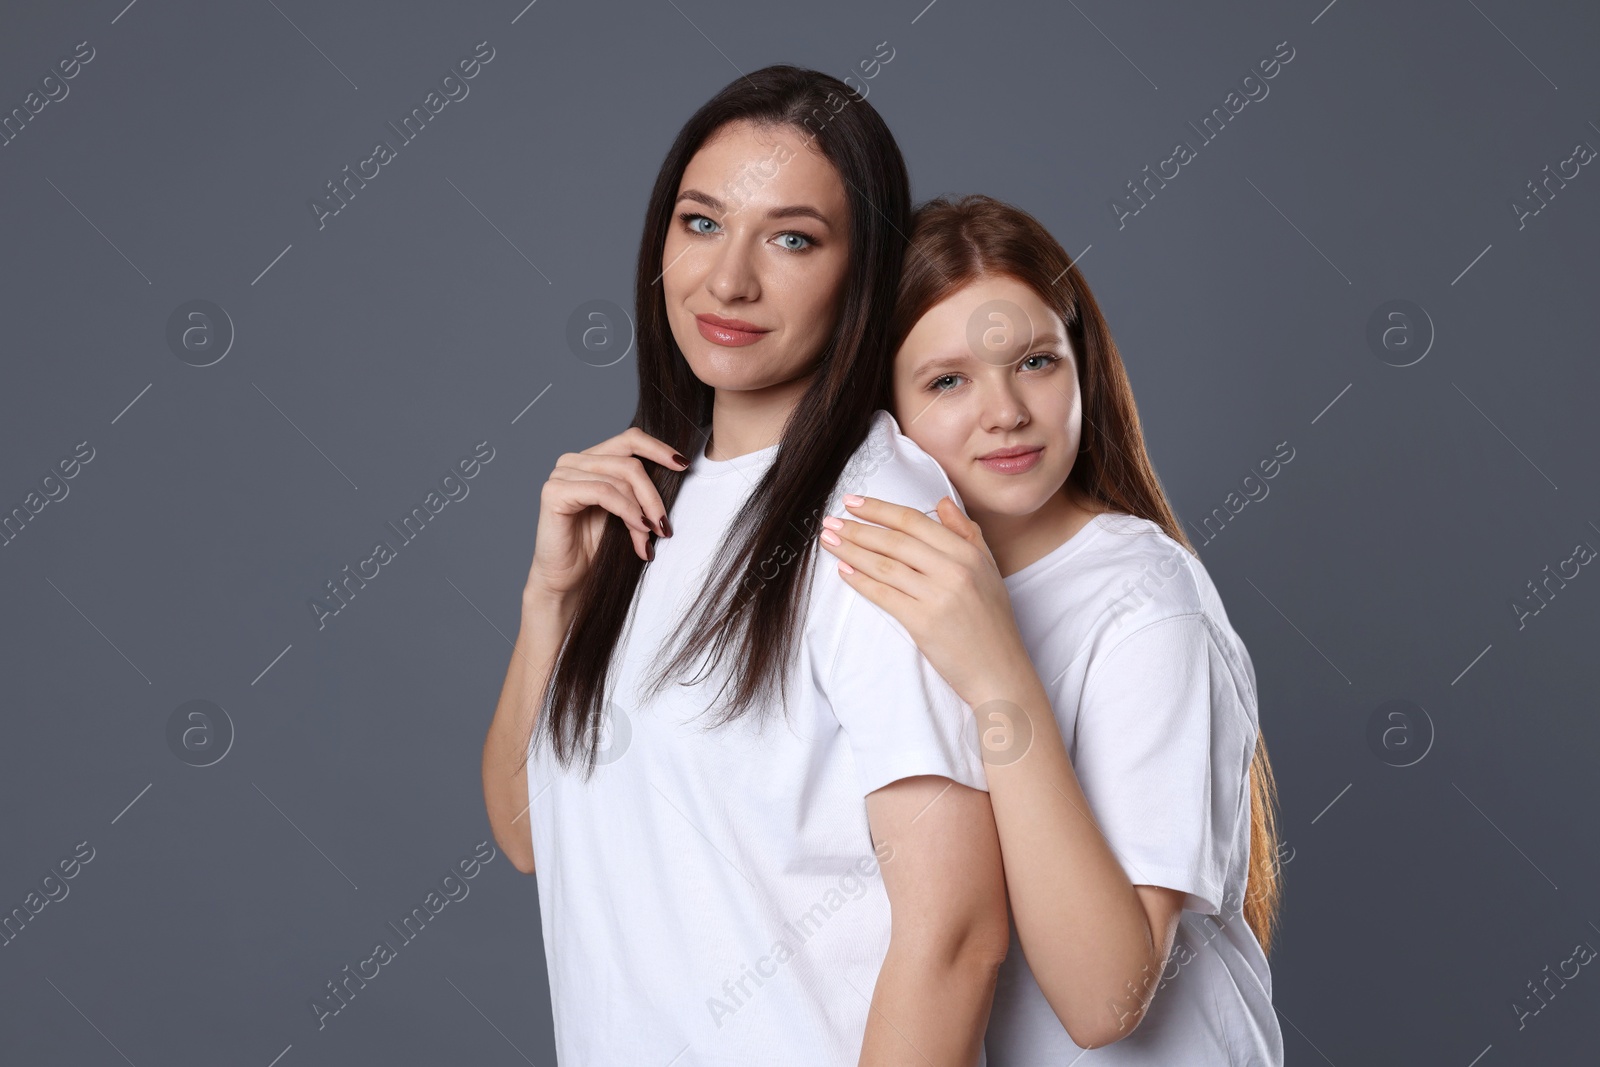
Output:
(887, 194), (1285, 956)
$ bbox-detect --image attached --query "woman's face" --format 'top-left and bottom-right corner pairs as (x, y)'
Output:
(661, 120), (852, 393)
(891, 275), (1083, 523)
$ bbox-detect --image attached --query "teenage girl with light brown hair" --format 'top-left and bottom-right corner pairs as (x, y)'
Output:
(820, 194), (1286, 1063)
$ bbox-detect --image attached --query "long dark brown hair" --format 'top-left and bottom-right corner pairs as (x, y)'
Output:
(887, 194), (1285, 956)
(530, 66), (912, 777)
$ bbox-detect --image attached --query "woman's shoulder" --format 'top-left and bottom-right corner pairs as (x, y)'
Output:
(831, 409), (961, 516)
(1042, 511), (1233, 639)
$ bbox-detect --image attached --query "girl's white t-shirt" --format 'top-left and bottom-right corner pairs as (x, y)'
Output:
(986, 511), (1284, 1065)
(526, 409), (991, 1066)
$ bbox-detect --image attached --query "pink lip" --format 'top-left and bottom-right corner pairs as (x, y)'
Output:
(695, 313), (771, 347)
(977, 446), (1043, 474)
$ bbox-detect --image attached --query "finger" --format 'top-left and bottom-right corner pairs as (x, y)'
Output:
(562, 452), (671, 536)
(935, 496), (987, 549)
(842, 494), (971, 556)
(547, 472), (656, 547)
(830, 514), (953, 581)
(584, 427), (690, 474)
(819, 523), (933, 601)
(824, 538), (923, 623)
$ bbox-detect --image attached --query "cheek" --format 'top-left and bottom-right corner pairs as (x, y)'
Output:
(784, 251), (848, 319)
(1035, 377), (1083, 440)
(660, 235), (690, 302)
(904, 403), (970, 469)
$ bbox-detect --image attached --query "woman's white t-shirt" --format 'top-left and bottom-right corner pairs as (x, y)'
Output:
(526, 409), (991, 1066)
(985, 511), (1284, 1065)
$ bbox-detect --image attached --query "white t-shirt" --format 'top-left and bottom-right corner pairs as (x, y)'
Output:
(986, 511), (1284, 1065)
(526, 409), (991, 1066)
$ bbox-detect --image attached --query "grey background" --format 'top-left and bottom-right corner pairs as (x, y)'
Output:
(2, 0), (1596, 1063)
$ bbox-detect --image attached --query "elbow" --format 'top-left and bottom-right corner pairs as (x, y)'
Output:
(1064, 1012), (1146, 1052)
(1042, 979), (1154, 1050)
(489, 821), (537, 875)
(896, 905), (1012, 980)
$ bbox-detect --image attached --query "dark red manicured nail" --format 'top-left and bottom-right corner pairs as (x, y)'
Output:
(660, 515), (672, 538)
(671, 452), (689, 468)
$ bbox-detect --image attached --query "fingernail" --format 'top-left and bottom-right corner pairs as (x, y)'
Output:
(821, 530), (841, 546)
(660, 515), (672, 538)
(646, 540), (655, 562)
(843, 494), (865, 507)
(672, 452), (689, 468)
(838, 561), (855, 575)
(821, 516), (843, 531)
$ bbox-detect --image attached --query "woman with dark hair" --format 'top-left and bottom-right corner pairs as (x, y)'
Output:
(481, 71), (1009, 1063)
(819, 195), (1286, 1063)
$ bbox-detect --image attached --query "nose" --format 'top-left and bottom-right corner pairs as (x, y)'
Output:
(981, 376), (1030, 433)
(704, 230), (760, 305)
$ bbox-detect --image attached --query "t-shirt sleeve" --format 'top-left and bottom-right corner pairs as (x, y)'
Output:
(1071, 613), (1256, 916)
(824, 587), (990, 798)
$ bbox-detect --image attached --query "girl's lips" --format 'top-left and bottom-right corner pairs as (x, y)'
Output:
(696, 315), (770, 347)
(977, 447), (1043, 474)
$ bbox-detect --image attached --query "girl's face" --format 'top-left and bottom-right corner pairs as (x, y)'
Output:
(661, 120), (851, 394)
(891, 275), (1083, 523)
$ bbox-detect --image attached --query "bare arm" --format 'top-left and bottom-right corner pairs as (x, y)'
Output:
(858, 775), (1011, 1067)
(823, 496), (1187, 1047)
(479, 427), (686, 876)
(480, 587), (577, 875)
(972, 669), (1187, 1046)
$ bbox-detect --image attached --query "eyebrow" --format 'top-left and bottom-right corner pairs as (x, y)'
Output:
(676, 189), (832, 227)
(909, 333), (1067, 380)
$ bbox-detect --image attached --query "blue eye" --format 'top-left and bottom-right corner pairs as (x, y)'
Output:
(776, 232), (813, 252)
(680, 212), (719, 235)
(1021, 353), (1060, 371)
(931, 374), (963, 392)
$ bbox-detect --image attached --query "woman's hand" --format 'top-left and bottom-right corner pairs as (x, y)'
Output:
(527, 427), (688, 601)
(817, 494), (1033, 708)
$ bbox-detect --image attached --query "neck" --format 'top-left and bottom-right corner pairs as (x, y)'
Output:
(704, 373), (814, 460)
(973, 484), (1102, 578)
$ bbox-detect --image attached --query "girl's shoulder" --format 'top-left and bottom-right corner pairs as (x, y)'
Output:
(1015, 510), (1237, 648)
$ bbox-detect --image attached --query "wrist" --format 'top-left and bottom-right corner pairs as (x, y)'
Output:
(521, 579), (577, 624)
(963, 647), (1049, 710)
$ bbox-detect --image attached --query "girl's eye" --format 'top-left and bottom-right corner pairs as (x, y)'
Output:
(680, 212), (720, 235)
(775, 231), (814, 252)
(1021, 353), (1061, 372)
(930, 373), (964, 393)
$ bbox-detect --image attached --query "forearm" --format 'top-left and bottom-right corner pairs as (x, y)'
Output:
(859, 940), (1001, 1066)
(481, 587), (575, 875)
(968, 664), (1165, 1045)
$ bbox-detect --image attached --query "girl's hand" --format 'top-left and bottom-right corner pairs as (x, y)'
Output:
(818, 494), (1033, 708)
(527, 427), (687, 601)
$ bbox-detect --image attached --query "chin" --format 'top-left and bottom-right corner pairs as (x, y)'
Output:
(683, 356), (777, 392)
(966, 477), (1061, 518)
